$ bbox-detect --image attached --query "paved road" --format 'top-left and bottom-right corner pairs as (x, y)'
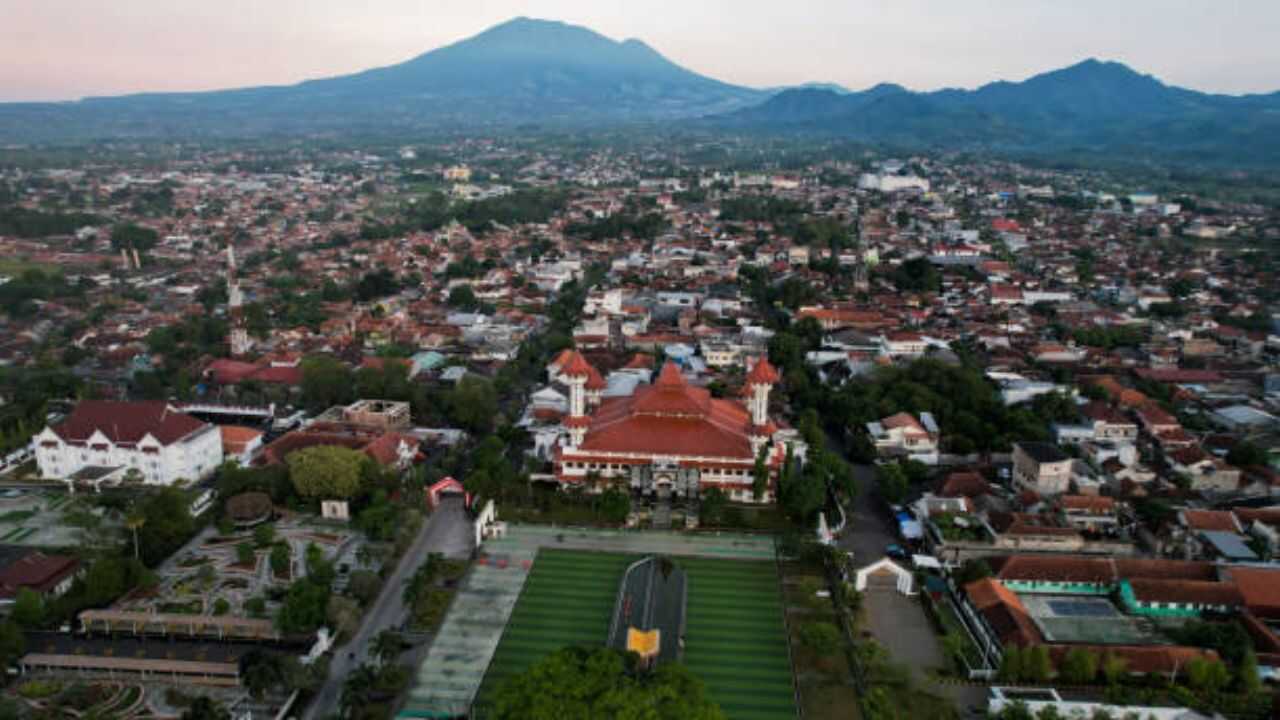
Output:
(303, 497), (473, 719)
(837, 462), (894, 563)
(835, 459), (987, 714)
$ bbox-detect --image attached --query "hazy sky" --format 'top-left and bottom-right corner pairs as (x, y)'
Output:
(3, 0), (1277, 102)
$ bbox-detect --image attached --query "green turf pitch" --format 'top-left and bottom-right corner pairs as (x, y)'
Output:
(473, 549), (796, 720)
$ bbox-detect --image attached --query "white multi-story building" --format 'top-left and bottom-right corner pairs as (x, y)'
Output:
(858, 173), (930, 193)
(35, 401), (223, 486)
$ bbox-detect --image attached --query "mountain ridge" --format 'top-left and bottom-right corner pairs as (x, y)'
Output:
(714, 57), (1280, 164)
(0, 17), (1278, 165)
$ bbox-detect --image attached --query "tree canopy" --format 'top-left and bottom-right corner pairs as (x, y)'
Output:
(133, 487), (197, 566)
(491, 647), (725, 720)
(286, 445), (368, 500)
(109, 222), (159, 251)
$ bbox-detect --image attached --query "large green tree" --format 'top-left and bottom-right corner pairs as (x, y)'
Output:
(286, 445), (368, 500)
(0, 621), (24, 669)
(134, 488), (197, 566)
(109, 222), (159, 251)
(276, 578), (330, 634)
(10, 588), (43, 628)
(300, 355), (355, 411)
(492, 647), (724, 720)
(446, 375), (499, 434)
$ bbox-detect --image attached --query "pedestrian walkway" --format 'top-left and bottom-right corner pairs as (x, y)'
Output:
(652, 499), (672, 529)
(398, 524), (777, 717)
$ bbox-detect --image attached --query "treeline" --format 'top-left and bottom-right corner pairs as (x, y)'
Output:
(406, 188), (568, 234)
(884, 257), (941, 293)
(0, 269), (86, 318)
(0, 206), (103, 238)
(359, 189), (568, 239)
(1071, 324), (1148, 349)
(767, 324), (1054, 455)
(565, 212), (667, 241)
(719, 195), (807, 223)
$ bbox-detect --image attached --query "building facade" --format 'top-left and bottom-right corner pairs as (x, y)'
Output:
(553, 354), (786, 504)
(35, 401), (223, 486)
(1012, 442), (1073, 495)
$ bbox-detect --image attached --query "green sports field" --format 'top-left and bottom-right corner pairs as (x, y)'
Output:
(473, 549), (797, 720)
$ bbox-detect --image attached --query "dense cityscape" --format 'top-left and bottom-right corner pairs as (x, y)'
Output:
(2, 9), (1280, 720)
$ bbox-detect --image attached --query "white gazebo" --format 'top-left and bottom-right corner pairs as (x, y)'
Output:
(853, 557), (915, 595)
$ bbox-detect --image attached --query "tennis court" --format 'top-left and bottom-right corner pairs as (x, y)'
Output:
(1046, 597), (1121, 618)
(1021, 594), (1155, 645)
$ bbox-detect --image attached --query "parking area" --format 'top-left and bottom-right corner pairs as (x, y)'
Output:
(862, 587), (946, 680)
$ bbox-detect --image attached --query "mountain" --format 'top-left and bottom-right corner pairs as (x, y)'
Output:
(3, 25), (1278, 165)
(0, 17), (765, 141)
(716, 59), (1280, 164)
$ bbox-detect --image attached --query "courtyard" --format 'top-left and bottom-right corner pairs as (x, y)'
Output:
(113, 513), (370, 622)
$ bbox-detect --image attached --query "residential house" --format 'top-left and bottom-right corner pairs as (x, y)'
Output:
(1012, 442), (1073, 495)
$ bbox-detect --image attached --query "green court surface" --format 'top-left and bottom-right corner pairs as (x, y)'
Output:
(473, 549), (796, 720)
(681, 557), (796, 720)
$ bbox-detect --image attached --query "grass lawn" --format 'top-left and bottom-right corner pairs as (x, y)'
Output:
(473, 550), (631, 711)
(681, 556), (796, 720)
(473, 549), (797, 720)
(0, 509), (36, 524)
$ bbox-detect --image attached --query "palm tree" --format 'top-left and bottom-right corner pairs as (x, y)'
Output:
(125, 511), (146, 561)
(340, 663), (379, 714)
(372, 629), (403, 667)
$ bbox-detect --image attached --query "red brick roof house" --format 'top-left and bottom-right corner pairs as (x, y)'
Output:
(0, 552), (81, 601)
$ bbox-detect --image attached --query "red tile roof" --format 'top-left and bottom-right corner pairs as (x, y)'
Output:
(1059, 495), (1116, 513)
(991, 555), (1115, 584)
(1182, 509), (1240, 533)
(964, 578), (1040, 647)
(584, 363), (607, 391)
(51, 401), (209, 446)
(1229, 567), (1280, 618)
(570, 363), (762, 460)
(219, 425), (262, 455)
(940, 471), (991, 498)
(622, 354), (654, 370)
(559, 351), (594, 378)
(205, 359), (260, 384)
(746, 357), (780, 385)
(1046, 645), (1217, 675)
(0, 552), (80, 599)
(1126, 578), (1243, 607)
(364, 432), (418, 466)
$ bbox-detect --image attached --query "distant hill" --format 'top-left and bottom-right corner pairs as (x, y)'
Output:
(0, 17), (765, 141)
(763, 82), (853, 95)
(715, 59), (1280, 165)
(2, 23), (1279, 167)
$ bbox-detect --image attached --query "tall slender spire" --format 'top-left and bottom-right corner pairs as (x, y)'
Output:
(227, 243), (251, 357)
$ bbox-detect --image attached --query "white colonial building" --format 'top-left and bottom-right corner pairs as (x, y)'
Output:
(35, 401), (223, 487)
